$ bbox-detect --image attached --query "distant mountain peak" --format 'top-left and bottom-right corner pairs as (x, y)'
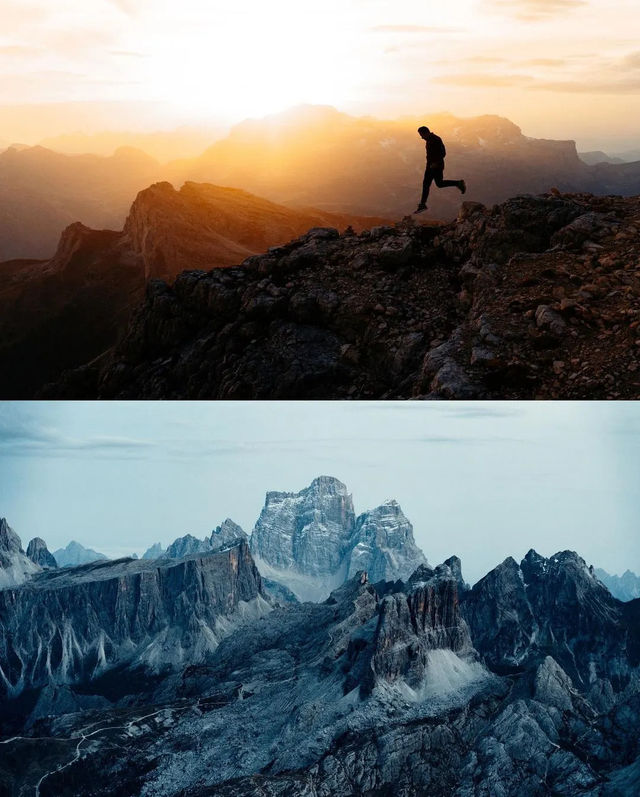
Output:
(250, 477), (428, 601)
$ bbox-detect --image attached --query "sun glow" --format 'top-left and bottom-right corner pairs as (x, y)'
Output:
(137, 1), (365, 121)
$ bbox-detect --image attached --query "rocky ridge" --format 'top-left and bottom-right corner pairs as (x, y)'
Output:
(53, 540), (108, 568)
(0, 518), (41, 589)
(25, 538), (57, 569)
(1, 549), (638, 796)
(54, 191), (640, 399)
(250, 476), (428, 601)
(2, 181), (389, 399)
(595, 567), (640, 602)
(0, 540), (267, 731)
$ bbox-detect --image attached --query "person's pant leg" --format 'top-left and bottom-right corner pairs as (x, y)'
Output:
(433, 164), (460, 189)
(421, 167), (434, 205)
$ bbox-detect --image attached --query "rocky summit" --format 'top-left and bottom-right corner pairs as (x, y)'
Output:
(49, 191), (640, 399)
(249, 476), (428, 602)
(1, 542), (639, 796)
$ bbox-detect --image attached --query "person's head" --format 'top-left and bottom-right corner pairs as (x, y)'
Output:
(418, 126), (430, 140)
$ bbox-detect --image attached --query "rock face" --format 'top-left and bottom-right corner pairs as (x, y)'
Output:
(4, 549), (639, 797)
(0, 542), (267, 721)
(141, 542), (164, 559)
(210, 518), (248, 550)
(460, 549), (638, 702)
(57, 191), (640, 400)
(53, 540), (108, 567)
(250, 477), (427, 602)
(155, 519), (248, 562)
(2, 181), (388, 399)
(123, 181), (389, 282)
(0, 518), (41, 589)
(163, 532), (211, 559)
(347, 499), (428, 583)
(595, 567), (640, 602)
(26, 537), (57, 569)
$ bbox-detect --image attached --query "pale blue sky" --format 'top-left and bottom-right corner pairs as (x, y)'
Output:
(0, 401), (638, 584)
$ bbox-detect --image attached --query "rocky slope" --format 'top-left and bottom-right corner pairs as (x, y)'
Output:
(53, 541), (108, 568)
(58, 190), (640, 399)
(124, 181), (389, 282)
(0, 518), (41, 589)
(250, 476), (428, 601)
(142, 519), (249, 562)
(25, 538), (57, 570)
(2, 550), (638, 797)
(0, 540), (268, 732)
(1, 182), (389, 399)
(595, 567), (640, 602)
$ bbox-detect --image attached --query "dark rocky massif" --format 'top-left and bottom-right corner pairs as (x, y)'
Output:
(49, 191), (640, 399)
(0, 182), (388, 398)
(1, 542), (639, 797)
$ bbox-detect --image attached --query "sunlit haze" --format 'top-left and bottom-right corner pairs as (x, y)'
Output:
(1, 401), (639, 585)
(1, 0), (639, 150)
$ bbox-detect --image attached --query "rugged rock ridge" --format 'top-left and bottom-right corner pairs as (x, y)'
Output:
(3, 181), (388, 399)
(461, 549), (639, 704)
(347, 499), (428, 582)
(595, 567), (640, 602)
(145, 519), (249, 562)
(6, 550), (639, 796)
(58, 191), (640, 399)
(249, 477), (428, 602)
(0, 541), (267, 722)
(53, 540), (108, 567)
(26, 537), (57, 569)
(123, 181), (389, 282)
(0, 518), (41, 589)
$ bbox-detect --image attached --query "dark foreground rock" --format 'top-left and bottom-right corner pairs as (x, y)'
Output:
(47, 191), (640, 399)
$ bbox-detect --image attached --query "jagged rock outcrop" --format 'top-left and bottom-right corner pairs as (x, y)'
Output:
(26, 537), (57, 569)
(53, 540), (108, 567)
(595, 567), (640, 602)
(0, 542), (267, 714)
(54, 191), (640, 399)
(162, 532), (211, 559)
(250, 477), (427, 602)
(123, 181), (389, 282)
(0, 518), (41, 589)
(250, 476), (356, 602)
(461, 549), (639, 705)
(142, 542), (164, 559)
(1, 550), (640, 796)
(3, 181), (388, 399)
(210, 518), (248, 550)
(347, 499), (428, 582)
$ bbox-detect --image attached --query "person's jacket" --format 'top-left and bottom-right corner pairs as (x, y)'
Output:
(425, 133), (446, 166)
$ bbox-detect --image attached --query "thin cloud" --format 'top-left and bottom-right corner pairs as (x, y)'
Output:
(0, 45), (42, 57)
(520, 57), (567, 66)
(371, 24), (463, 34)
(434, 72), (535, 87)
(531, 78), (640, 93)
(110, 50), (148, 58)
(486, 0), (587, 19)
(622, 51), (640, 68)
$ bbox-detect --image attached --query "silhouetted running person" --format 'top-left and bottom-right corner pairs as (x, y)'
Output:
(415, 126), (466, 213)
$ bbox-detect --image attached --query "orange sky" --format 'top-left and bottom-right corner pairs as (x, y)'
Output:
(1, 0), (639, 150)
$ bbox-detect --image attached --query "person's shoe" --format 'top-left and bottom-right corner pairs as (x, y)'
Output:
(414, 204), (427, 214)
(459, 180), (467, 194)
